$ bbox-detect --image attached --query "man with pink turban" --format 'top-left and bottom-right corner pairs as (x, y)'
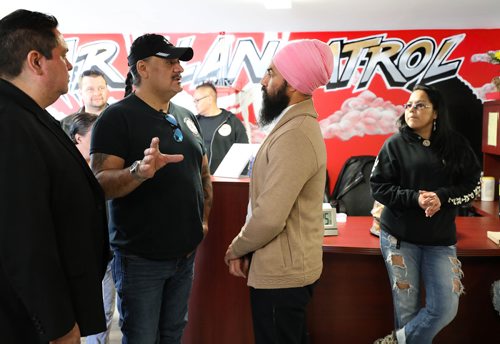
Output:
(225, 39), (333, 343)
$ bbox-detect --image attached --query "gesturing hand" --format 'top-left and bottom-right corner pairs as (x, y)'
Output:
(136, 137), (184, 180)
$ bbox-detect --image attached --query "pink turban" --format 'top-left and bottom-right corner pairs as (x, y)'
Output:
(273, 39), (333, 95)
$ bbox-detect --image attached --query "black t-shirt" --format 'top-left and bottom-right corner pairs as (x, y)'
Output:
(197, 113), (226, 159)
(91, 94), (205, 259)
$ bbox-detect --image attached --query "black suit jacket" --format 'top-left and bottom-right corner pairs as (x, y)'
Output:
(0, 79), (109, 342)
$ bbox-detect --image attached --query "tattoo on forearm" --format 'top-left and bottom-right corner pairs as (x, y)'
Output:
(203, 177), (213, 206)
(91, 153), (109, 174)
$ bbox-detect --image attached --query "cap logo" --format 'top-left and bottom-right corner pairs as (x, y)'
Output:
(156, 52), (172, 58)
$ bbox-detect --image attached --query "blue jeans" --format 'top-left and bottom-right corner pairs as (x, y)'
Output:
(380, 230), (464, 344)
(87, 260), (116, 344)
(112, 250), (195, 344)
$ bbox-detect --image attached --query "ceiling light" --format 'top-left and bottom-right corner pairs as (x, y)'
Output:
(264, 0), (292, 10)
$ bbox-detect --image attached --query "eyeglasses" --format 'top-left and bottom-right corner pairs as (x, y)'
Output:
(403, 102), (431, 111)
(193, 95), (209, 104)
(164, 114), (183, 142)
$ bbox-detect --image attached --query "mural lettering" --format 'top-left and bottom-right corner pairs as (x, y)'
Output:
(327, 34), (465, 91)
(185, 35), (281, 87)
(61, 33), (466, 103)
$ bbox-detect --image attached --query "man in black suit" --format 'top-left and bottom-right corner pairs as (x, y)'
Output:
(0, 9), (109, 343)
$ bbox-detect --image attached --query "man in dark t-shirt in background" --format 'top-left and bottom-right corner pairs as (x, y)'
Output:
(194, 81), (248, 174)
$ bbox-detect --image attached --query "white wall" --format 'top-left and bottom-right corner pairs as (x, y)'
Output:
(1, 0), (500, 33)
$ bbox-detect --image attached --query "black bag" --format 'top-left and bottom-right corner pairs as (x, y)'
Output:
(330, 155), (376, 216)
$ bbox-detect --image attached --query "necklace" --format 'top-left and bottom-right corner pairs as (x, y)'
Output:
(422, 139), (431, 147)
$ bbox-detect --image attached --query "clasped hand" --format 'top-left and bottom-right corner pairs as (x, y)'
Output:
(418, 190), (441, 217)
(224, 246), (249, 278)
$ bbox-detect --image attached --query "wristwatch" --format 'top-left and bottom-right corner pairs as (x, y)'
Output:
(129, 160), (146, 181)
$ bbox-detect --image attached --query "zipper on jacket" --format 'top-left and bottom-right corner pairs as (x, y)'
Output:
(208, 114), (231, 169)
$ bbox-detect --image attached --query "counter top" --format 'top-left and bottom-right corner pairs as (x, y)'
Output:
(211, 177), (500, 257)
(323, 215), (500, 256)
(473, 199), (499, 216)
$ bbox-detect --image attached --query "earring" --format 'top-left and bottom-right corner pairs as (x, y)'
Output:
(433, 119), (436, 132)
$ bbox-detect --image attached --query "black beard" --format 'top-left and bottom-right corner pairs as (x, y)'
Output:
(259, 81), (290, 127)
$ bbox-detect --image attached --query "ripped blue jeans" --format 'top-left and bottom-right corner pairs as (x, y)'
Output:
(380, 230), (464, 344)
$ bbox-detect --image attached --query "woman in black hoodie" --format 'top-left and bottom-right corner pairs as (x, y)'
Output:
(370, 84), (481, 344)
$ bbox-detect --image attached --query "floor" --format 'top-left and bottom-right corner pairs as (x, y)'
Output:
(108, 310), (122, 344)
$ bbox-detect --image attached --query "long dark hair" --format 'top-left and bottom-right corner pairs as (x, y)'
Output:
(124, 71), (135, 97)
(398, 84), (468, 180)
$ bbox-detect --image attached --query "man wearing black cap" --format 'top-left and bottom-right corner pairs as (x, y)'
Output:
(90, 34), (212, 343)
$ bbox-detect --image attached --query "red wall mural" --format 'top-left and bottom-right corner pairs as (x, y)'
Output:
(49, 30), (500, 191)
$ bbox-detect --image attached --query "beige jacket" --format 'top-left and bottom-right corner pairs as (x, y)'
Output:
(231, 99), (327, 289)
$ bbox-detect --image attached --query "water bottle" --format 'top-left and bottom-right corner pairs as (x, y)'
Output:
(481, 176), (495, 201)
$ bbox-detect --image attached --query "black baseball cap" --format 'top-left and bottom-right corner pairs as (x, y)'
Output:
(127, 33), (194, 67)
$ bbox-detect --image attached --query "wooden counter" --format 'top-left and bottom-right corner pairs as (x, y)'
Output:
(183, 177), (254, 344)
(183, 178), (500, 343)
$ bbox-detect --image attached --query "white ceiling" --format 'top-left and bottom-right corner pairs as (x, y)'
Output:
(1, 0), (499, 33)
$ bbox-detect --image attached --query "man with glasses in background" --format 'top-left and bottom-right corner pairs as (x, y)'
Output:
(194, 81), (248, 174)
(90, 33), (212, 343)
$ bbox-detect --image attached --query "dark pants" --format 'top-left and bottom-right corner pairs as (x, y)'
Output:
(250, 284), (314, 344)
